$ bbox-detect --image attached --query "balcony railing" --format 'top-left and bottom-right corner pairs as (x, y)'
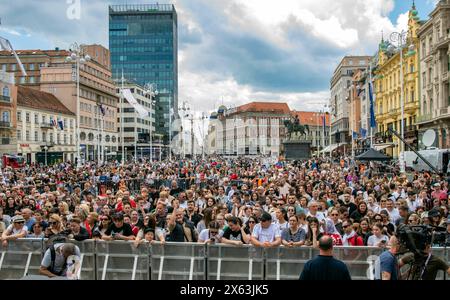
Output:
(40, 123), (54, 129)
(416, 114), (432, 123)
(0, 121), (11, 128)
(0, 95), (11, 102)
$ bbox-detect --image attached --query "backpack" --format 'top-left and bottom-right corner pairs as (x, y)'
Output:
(45, 233), (69, 276)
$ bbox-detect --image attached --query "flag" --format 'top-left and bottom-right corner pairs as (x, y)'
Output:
(50, 118), (57, 127)
(122, 89), (150, 118)
(98, 103), (106, 116)
(360, 128), (367, 139)
(369, 81), (376, 128)
(0, 36), (27, 76)
(58, 120), (64, 130)
(352, 131), (359, 139)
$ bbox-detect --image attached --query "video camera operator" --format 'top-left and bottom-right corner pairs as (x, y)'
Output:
(396, 224), (450, 280)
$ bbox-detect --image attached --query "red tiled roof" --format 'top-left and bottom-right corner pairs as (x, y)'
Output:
(291, 111), (330, 126)
(17, 86), (75, 115)
(236, 102), (291, 114)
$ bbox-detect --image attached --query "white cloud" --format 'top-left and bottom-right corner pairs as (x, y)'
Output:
(0, 27), (22, 36)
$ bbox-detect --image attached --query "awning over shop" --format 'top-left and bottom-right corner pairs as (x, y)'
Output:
(373, 143), (395, 151)
(321, 143), (341, 153)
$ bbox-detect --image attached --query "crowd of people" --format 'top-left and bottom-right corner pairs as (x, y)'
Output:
(0, 157), (449, 250)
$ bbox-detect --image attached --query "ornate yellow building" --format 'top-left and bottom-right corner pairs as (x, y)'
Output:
(374, 4), (422, 158)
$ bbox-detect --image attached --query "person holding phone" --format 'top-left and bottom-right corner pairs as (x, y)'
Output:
(367, 224), (389, 247)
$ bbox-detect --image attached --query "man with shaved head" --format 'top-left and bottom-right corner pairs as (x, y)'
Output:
(299, 235), (351, 280)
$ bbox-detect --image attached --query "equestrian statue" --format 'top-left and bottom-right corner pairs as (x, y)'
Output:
(284, 115), (309, 140)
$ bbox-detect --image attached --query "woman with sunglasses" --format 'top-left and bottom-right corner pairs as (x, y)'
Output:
(198, 221), (223, 244)
(97, 215), (111, 236)
(44, 214), (64, 238)
(244, 215), (258, 236)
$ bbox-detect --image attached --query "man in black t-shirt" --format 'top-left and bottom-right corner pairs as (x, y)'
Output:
(300, 235), (351, 280)
(221, 217), (247, 245)
(102, 213), (135, 241)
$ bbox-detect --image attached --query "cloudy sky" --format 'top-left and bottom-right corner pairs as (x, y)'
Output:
(0, 0), (437, 115)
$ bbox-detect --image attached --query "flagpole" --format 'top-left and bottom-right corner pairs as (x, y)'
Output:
(121, 69), (125, 165)
(101, 111), (104, 163)
(369, 63), (374, 148)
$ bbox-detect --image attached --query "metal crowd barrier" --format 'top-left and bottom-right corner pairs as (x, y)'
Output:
(96, 240), (150, 280)
(150, 242), (205, 280)
(0, 239), (448, 280)
(265, 247), (318, 280)
(207, 244), (264, 280)
(0, 238), (43, 280)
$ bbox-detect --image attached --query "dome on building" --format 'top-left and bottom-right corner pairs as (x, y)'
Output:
(411, 9), (418, 17)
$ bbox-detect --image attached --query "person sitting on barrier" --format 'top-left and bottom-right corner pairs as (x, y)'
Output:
(198, 221), (223, 244)
(1, 215), (28, 247)
(221, 216), (249, 245)
(251, 212), (281, 248)
(299, 235), (352, 280)
(167, 203), (198, 243)
(102, 212), (135, 241)
(40, 242), (81, 278)
(281, 215), (306, 247)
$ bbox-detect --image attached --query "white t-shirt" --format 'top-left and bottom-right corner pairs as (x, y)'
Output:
(6, 224), (28, 236)
(198, 228), (224, 242)
(274, 220), (289, 233)
(367, 234), (388, 246)
(252, 223), (281, 243)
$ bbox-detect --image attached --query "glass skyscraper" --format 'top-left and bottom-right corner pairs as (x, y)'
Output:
(109, 4), (178, 145)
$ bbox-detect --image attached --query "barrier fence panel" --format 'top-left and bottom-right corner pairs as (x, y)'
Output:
(333, 247), (383, 280)
(0, 238), (44, 279)
(207, 244), (264, 280)
(72, 240), (96, 280)
(150, 242), (205, 280)
(95, 241), (150, 280)
(265, 247), (318, 280)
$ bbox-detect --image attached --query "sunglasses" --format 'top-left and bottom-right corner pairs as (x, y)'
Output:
(342, 225), (350, 228)
(48, 221), (57, 225)
(248, 221), (256, 224)
(101, 218), (109, 221)
(15, 221), (25, 224)
(331, 214), (339, 216)
(210, 231), (218, 234)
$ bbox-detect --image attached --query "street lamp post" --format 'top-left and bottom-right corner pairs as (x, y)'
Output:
(44, 146), (48, 166)
(66, 43), (90, 168)
(388, 30), (415, 173)
(143, 83), (158, 162)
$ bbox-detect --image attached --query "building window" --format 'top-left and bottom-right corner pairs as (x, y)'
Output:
(17, 111), (21, 122)
(50, 132), (54, 143)
(11, 64), (16, 71)
(29, 76), (35, 84)
(19, 77), (25, 84)
(70, 135), (73, 145)
(17, 130), (21, 140)
(42, 132), (46, 142)
(26, 112), (30, 122)
(29, 64), (35, 71)
(64, 134), (67, 144)
(26, 130), (30, 141)
(34, 114), (39, 124)
(2, 86), (9, 97)
(2, 111), (10, 122)
(34, 131), (38, 142)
